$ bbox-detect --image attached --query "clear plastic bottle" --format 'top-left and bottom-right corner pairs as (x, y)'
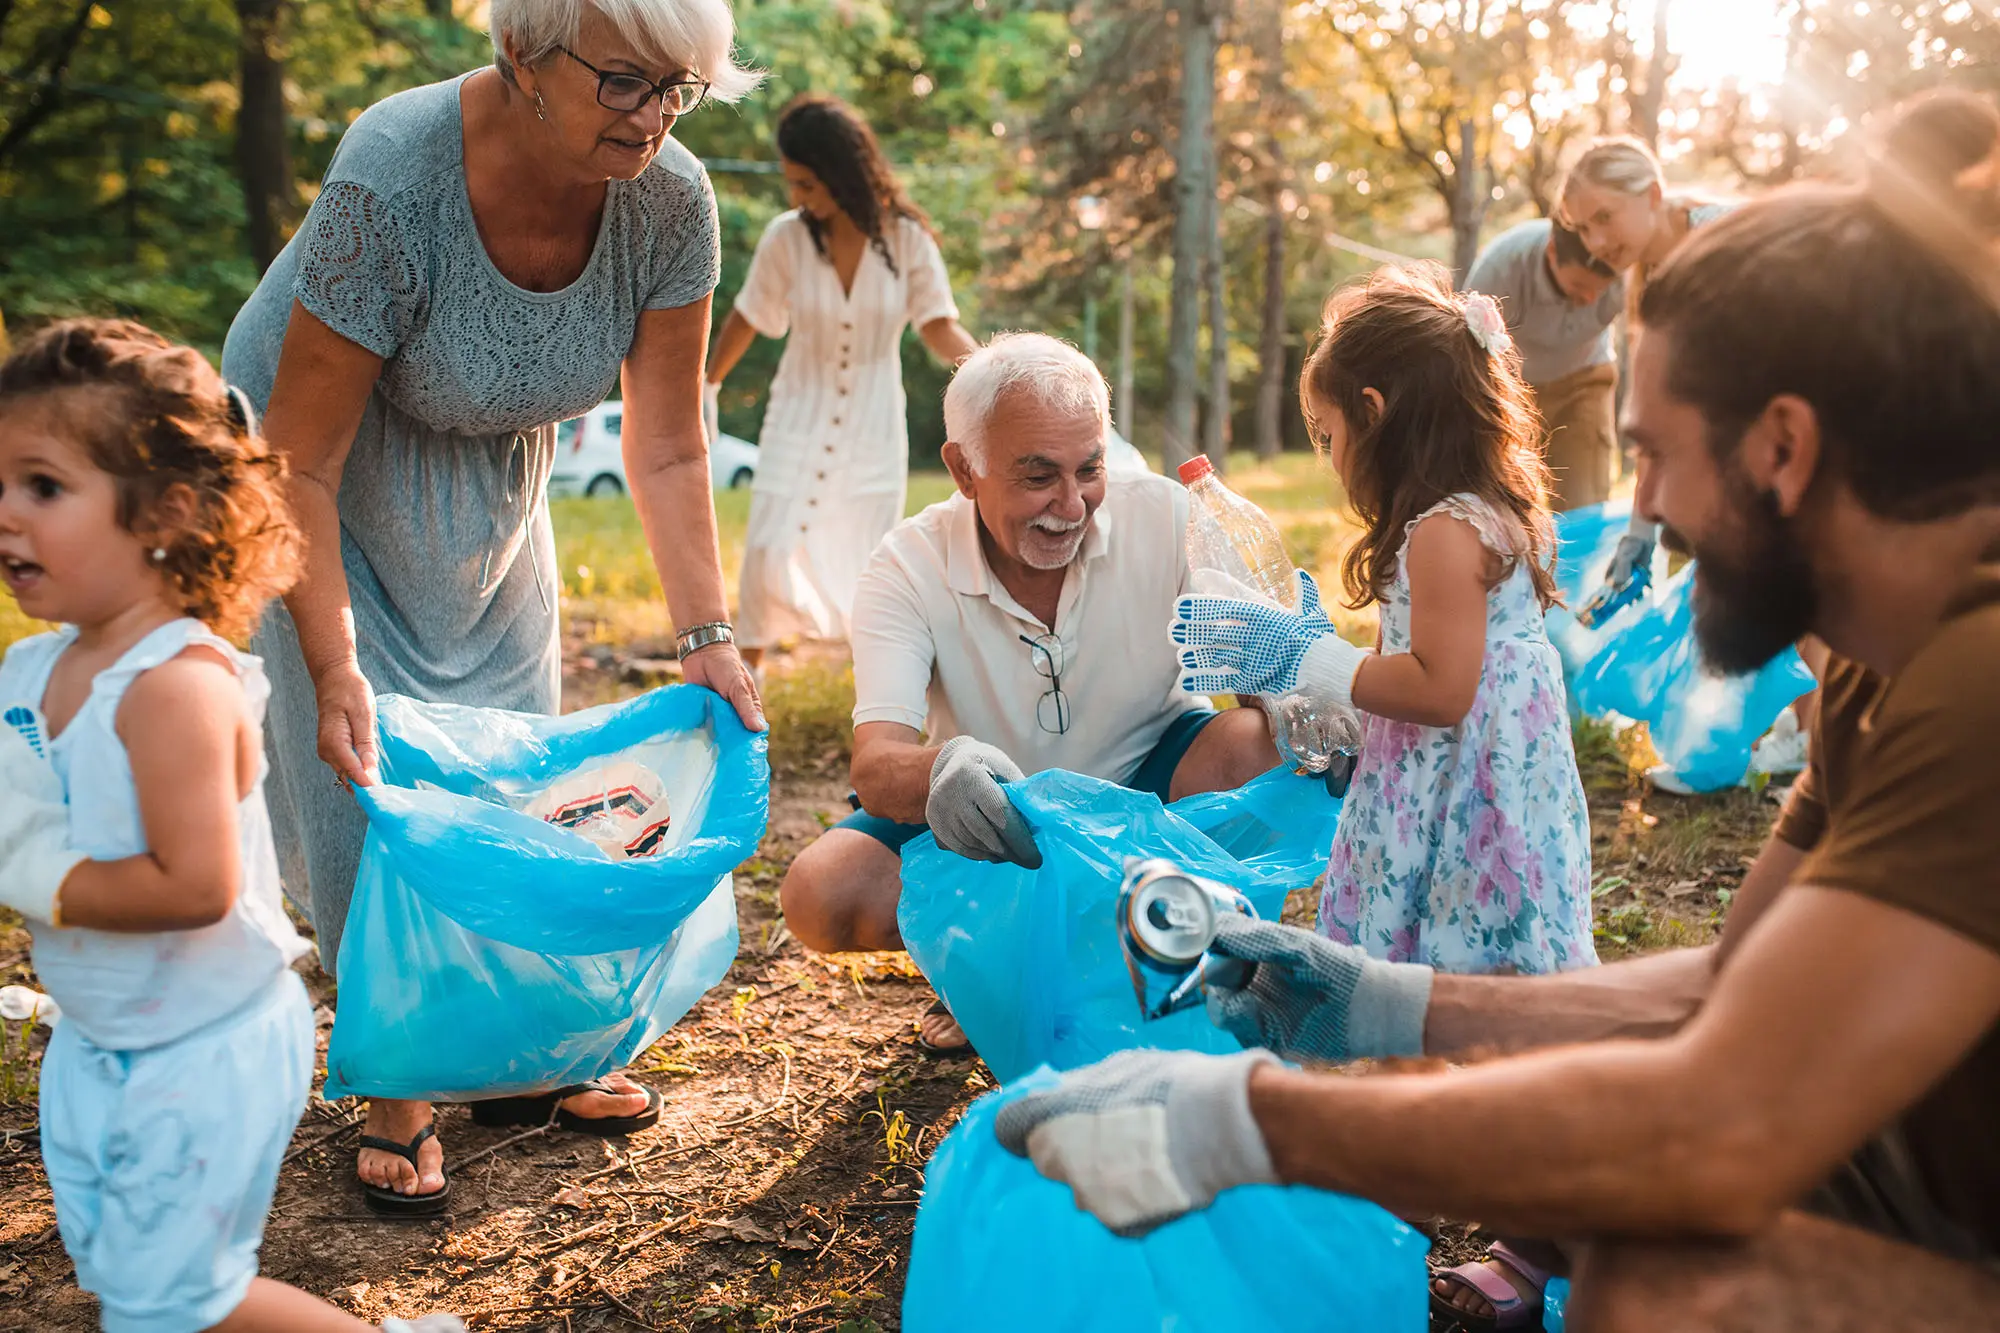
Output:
(1177, 455), (1359, 784)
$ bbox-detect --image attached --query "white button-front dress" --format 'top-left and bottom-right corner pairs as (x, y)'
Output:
(731, 209), (960, 647)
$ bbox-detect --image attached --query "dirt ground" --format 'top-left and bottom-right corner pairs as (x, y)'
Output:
(0, 633), (1781, 1332)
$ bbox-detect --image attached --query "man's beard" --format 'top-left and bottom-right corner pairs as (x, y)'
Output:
(1678, 475), (1819, 675)
(1019, 515), (1088, 570)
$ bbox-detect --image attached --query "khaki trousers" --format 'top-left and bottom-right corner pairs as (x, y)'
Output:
(1532, 361), (1619, 512)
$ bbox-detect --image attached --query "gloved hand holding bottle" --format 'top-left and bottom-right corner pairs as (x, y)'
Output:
(1170, 568), (1374, 714)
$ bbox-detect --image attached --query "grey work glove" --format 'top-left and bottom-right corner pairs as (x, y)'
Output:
(994, 1048), (1280, 1237)
(382, 1319), (467, 1332)
(926, 736), (1043, 869)
(1203, 915), (1433, 1063)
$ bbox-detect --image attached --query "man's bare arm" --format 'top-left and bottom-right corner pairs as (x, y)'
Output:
(850, 721), (942, 826)
(1250, 885), (2000, 1238)
(1423, 831), (1806, 1057)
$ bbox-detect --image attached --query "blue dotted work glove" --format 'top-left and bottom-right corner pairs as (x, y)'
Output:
(1171, 569), (1341, 697)
(994, 1048), (1280, 1237)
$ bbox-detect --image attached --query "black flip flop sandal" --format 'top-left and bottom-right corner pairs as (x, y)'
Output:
(915, 998), (975, 1059)
(469, 1077), (664, 1136)
(359, 1122), (451, 1218)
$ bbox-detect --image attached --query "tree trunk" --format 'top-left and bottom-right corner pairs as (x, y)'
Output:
(1252, 0), (1287, 461)
(1203, 204), (1229, 469)
(236, 0), (294, 273)
(1116, 259), (1135, 441)
(1631, 0), (1671, 147)
(1164, 0), (1217, 473)
(1255, 201), (1286, 459)
(1448, 118), (1486, 282)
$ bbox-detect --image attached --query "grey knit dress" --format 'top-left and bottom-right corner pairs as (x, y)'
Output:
(222, 73), (719, 974)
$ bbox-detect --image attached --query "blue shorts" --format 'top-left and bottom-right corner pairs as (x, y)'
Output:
(838, 708), (1221, 854)
(39, 970), (314, 1333)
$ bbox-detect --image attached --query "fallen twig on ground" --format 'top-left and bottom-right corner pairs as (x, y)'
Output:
(454, 1121), (556, 1174)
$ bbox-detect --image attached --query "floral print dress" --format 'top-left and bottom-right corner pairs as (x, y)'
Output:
(1318, 494), (1597, 974)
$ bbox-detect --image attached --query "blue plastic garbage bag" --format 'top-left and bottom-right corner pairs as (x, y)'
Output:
(903, 1066), (1430, 1332)
(897, 766), (1342, 1085)
(1544, 1276), (1571, 1331)
(323, 686), (767, 1102)
(1550, 502), (1814, 792)
(1547, 499), (1671, 689)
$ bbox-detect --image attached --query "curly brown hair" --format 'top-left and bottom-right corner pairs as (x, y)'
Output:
(0, 318), (301, 640)
(1300, 263), (1560, 612)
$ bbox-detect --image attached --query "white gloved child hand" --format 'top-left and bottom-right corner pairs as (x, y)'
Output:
(0, 723), (82, 926)
(1171, 570), (1371, 710)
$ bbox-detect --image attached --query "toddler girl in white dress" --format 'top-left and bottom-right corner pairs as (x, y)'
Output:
(0, 319), (460, 1333)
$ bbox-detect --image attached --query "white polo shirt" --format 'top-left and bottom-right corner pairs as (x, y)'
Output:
(850, 472), (1204, 783)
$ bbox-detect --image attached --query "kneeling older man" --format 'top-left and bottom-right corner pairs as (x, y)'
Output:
(779, 332), (1278, 1050)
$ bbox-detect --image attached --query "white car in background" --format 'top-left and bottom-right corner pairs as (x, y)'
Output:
(551, 401), (760, 497)
(551, 401), (1146, 499)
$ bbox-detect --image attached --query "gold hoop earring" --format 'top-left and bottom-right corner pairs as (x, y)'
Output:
(534, 90), (548, 122)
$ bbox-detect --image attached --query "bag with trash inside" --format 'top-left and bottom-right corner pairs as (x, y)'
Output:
(1550, 501), (1814, 792)
(897, 766), (1342, 1085)
(902, 1065), (1431, 1332)
(322, 685), (767, 1102)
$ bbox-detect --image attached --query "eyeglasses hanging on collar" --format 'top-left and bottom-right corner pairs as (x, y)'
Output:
(1020, 632), (1070, 736)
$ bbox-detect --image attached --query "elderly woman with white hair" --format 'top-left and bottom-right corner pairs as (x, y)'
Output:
(221, 0), (763, 1216)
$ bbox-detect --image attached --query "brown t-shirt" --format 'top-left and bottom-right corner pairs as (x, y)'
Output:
(1772, 555), (2000, 1254)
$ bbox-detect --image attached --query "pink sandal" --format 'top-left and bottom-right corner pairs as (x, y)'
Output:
(1429, 1241), (1552, 1331)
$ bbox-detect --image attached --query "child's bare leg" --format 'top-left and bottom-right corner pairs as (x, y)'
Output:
(206, 1277), (374, 1331)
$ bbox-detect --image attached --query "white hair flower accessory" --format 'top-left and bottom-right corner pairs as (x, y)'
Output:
(1463, 293), (1513, 356)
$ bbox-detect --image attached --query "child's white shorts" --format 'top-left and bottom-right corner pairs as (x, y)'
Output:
(39, 969), (314, 1333)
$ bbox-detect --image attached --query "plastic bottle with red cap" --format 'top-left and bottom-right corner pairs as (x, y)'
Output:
(1176, 454), (1359, 785)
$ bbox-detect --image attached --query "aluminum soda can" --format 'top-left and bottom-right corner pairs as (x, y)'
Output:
(1117, 856), (1257, 1021)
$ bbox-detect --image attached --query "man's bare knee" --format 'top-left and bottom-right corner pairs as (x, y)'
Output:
(779, 829), (905, 955)
(1168, 706), (1280, 801)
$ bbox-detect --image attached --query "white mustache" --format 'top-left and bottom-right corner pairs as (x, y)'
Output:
(1029, 515), (1087, 536)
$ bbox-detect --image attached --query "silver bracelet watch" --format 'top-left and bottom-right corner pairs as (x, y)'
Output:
(675, 621), (735, 660)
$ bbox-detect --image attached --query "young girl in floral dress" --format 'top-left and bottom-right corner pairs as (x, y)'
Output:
(1171, 264), (1595, 975)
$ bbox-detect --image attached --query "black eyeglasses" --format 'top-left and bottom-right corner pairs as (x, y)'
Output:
(559, 46), (709, 116)
(1020, 633), (1070, 736)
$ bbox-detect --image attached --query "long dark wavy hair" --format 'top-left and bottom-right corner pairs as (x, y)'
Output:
(1301, 263), (1560, 612)
(775, 94), (933, 277)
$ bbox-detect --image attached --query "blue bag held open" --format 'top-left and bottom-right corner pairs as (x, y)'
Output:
(903, 1067), (1430, 1332)
(1550, 502), (1813, 791)
(897, 766), (1343, 1085)
(323, 685), (768, 1102)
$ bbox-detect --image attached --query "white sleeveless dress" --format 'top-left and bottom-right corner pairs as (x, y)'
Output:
(0, 619), (316, 1330)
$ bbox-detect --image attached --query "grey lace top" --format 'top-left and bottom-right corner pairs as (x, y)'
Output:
(219, 71), (719, 971)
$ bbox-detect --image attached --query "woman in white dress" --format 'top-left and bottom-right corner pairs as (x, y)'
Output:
(706, 95), (978, 667)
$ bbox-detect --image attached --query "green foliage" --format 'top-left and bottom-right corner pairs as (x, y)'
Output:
(2, 0), (1992, 454)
